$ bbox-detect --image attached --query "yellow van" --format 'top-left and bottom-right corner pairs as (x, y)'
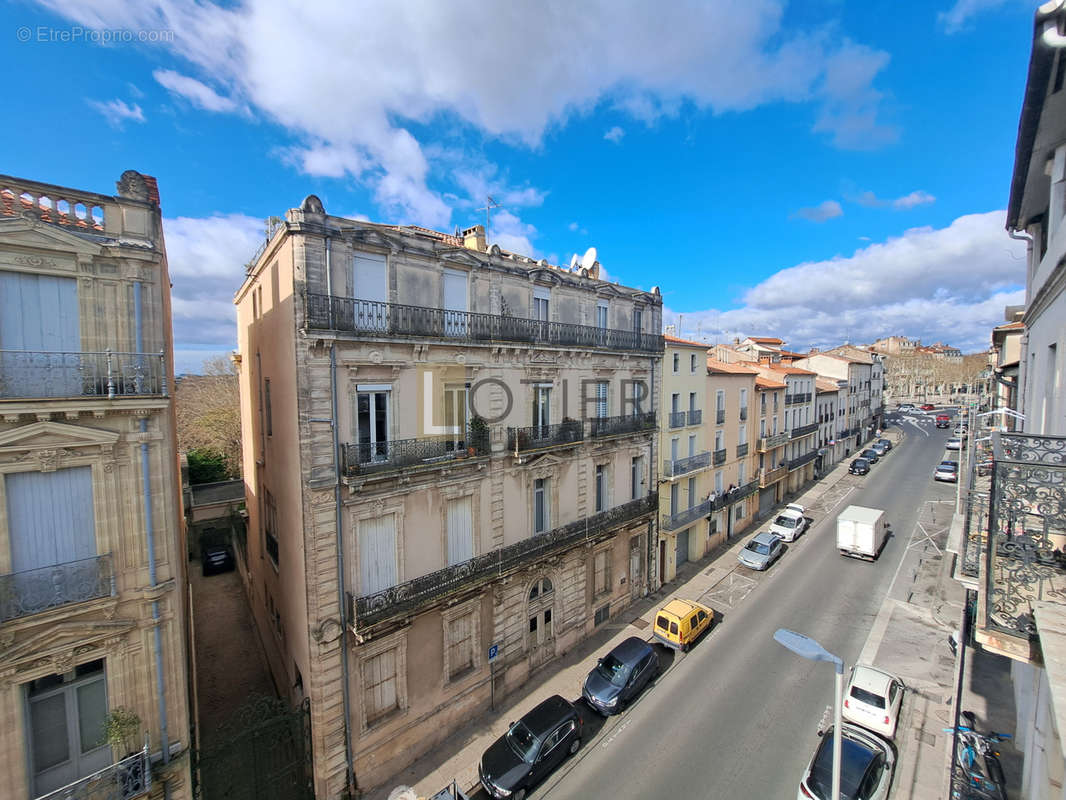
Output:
(652, 599), (714, 651)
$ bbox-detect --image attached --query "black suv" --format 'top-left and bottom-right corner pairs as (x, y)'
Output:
(479, 695), (582, 799)
(582, 636), (659, 715)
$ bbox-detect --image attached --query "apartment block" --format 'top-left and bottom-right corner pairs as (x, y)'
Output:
(234, 197), (663, 796)
(814, 379), (846, 471)
(796, 350), (882, 450)
(0, 173), (191, 799)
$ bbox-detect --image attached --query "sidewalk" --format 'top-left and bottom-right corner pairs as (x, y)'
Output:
(370, 428), (1013, 800)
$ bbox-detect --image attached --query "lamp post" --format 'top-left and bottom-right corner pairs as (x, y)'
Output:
(774, 628), (844, 800)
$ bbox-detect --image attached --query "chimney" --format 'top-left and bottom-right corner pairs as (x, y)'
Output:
(462, 224), (487, 252)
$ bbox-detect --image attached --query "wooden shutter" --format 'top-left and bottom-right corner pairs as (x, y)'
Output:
(446, 497), (473, 566)
(6, 466), (96, 571)
(358, 514), (397, 596)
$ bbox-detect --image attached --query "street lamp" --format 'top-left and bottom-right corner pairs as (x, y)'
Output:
(774, 628), (844, 800)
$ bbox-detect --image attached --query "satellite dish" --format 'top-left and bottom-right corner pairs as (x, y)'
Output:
(581, 247), (597, 269)
(569, 254), (579, 269)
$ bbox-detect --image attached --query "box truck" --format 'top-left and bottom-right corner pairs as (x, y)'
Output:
(836, 505), (889, 560)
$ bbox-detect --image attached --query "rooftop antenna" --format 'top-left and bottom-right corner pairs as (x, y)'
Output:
(478, 195), (501, 235)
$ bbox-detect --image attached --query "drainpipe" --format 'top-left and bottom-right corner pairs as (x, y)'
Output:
(325, 235), (335, 329)
(330, 342), (356, 794)
(134, 279), (171, 763)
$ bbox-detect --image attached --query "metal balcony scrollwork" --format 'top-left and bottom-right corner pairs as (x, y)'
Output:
(36, 746), (150, 800)
(0, 350), (167, 399)
(0, 554), (115, 621)
(507, 420), (583, 453)
(341, 432), (488, 477)
(588, 412), (656, 439)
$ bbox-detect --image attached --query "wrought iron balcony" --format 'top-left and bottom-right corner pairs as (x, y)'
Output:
(668, 411), (687, 429)
(716, 408), (726, 425)
(759, 466), (787, 486)
(350, 493), (657, 627)
(0, 553), (115, 621)
(663, 451), (711, 478)
(790, 422), (819, 439)
(977, 432), (1066, 657)
(305, 294), (665, 354)
(785, 392), (812, 405)
(788, 450), (819, 471)
(688, 409), (702, 425)
(37, 745), (150, 800)
(341, 431), (489, 477)
(736, 442), (749, 458)
(739, 407), (748, 421)
(588, 412), (656, 439)
(713, 448), (727, 466)
(757, 432), (788, 451)
(507, 420), (583, 453)
(661, 498), (712, 532)
(0, 350), (167, 400)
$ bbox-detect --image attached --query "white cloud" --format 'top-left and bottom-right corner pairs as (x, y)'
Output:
(893, 190), (936, 209)
(490, 209), (538, 258)
(40, 0), (896, 222)
(163, 212), (264, 349)
(792, 200), (844, 223)
(154, 68), (241, 112)
(87, 98), (145, 128)
(665, 210), (1026, 353)
(568, 221), (588, 235)
(938, 0), (1012, 34)
(604, 126), (625, 143)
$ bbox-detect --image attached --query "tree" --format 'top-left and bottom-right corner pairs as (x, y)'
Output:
(175, 356), (242, 480)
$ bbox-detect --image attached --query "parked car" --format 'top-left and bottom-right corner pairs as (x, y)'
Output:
(934, 460), (959, 482)
(870, 441), (889, 457)
(843, 665), (905, 739)
(897, 403), (915, 412)
(954, 426), (968, 437)
(796, 723), (895, 800)
(935, 414), (951, 428)
(875, 437), (892, 451)
(652, 598), (714, 651)
(737, 531), (784, 571)
(920, 403), (936, 411)
(769, 503), (808, 542)
(946, 437), (963, 451)
(849, 458), (871, 476)
(859, 448), (880, 464)
(478, 695), (582, 800)
(582, 636), (659, 715)
(202, 544), (235, 576)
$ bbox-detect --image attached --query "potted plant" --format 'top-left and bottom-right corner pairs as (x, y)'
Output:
(104, 706), (142, 757)
(469, 414), (489, 454)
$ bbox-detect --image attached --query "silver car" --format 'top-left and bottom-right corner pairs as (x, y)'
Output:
(737, 531), (783, 570)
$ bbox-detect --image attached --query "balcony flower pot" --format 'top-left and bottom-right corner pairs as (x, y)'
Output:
(468, 446), (477, 457)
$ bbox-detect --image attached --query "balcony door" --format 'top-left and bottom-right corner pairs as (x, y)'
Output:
(356, 386), (390, 463)
(0, 270), (80, 397)
(443, 384), (468, 452)
(532, 385), (551, 437)
(352, 253), (387, 331)
(443, 269), (468, 338)
(26, 659), (110, 796)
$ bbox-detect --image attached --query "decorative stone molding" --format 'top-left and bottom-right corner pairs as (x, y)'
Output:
(312, 618), (343, 644)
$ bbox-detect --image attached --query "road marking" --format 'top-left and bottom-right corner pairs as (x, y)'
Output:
(702, 572), (756, 609)
(599, 717), (632, 749)
(909, 520), (943, 555)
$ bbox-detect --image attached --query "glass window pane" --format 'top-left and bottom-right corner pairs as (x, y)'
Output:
(30, 693), (69, 771)
(77, 679), (107, 752)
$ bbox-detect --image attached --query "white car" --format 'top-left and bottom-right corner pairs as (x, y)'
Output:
(769, 504), (808, 542)
(843, 665), (904, 739)
(897, 403), (915, 412)
(946, 437), (963, 451)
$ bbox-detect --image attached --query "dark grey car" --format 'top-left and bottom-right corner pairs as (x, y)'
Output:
(582, 636), (659, 715)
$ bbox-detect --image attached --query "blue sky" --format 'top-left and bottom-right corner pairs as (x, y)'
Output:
(3, 0), (1036, 373)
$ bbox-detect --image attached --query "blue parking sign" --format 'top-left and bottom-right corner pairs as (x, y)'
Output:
(488, 644), (499, 662)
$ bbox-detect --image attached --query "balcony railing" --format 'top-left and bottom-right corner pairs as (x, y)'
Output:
(663, 451), (711, 478)
(305, 294), (665, 354)
(508, 420), (583, 453)
(713, 448), (727, 466)
(37, 745), (150, 800)
(588, 412), (656, 439)
(785, 392), (811, 405)
(788, 450), (819, 471)
(736, 443), (749, 458)
(716, 408), (726, 425)
(759, 466), (787, 486)
(739, 407), (748, 421)
(981, 432), (1066, 647)
(668, 411), (687, 429)
(688, 409), (702, 425)
(351, 493), (657, 627)
(341, 431), (489, 477)
(661, 498), (712, 532)
(757, 432), (788, 451)
(0, 350), (167, 400)
(0, 554), (115, 621)
(790, 422), (819, 439)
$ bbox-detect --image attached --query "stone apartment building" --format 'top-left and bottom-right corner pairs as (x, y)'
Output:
(657, 339), (758, 584)
(814, 379), (845, 472)
(234, 197), (663, 796)
(796, 350), (882, 451)
(0, 173), (191, 799)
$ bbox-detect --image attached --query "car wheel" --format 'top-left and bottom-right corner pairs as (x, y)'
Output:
(513, 789), (526, 800)
(569, 737), (581, 756)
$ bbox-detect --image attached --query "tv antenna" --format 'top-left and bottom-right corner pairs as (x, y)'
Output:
(478, 195), (501, 234)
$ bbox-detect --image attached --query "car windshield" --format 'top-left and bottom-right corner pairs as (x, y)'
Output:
(809, 732), (875, 798)
(597, 654), (632, 687)
(850, 686), (886, 708)
(774, 515), (797, 528)
(506, 722), (540, 763)
(746, 540), (770, 555)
